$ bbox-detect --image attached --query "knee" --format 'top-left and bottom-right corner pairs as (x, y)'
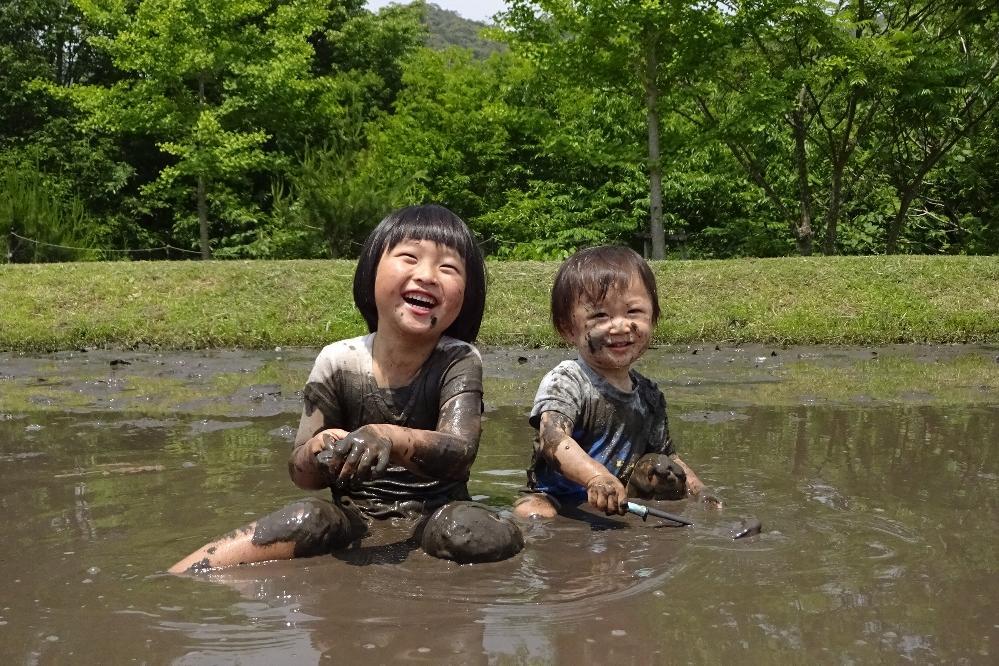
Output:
(251, 497), (367, 557)
(513, 494), (558, 519)
(419, 501), (524, 564)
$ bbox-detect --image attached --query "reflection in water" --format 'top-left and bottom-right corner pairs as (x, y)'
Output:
(0, 348), (997, 663)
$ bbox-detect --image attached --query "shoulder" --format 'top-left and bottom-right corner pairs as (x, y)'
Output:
(310, 335), (373, 377)
(544, 359), (588, 384)
(535, 359), (589, 399)
(435, 336), (482, 366)
(630, 368), (660, 392)
(631, 369), (667, 406)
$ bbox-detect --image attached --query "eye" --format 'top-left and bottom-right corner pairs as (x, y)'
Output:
(589, 311), (609, 321)
(440, 262), (462, 275)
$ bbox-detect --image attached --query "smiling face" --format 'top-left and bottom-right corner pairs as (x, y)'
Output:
(372, 238), (466, 342)
(561, 275), (654, 390)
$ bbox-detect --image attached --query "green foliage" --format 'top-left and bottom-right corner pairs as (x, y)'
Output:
(2, 0), (997, 260)
(265, 143), (422, 258)
(0, 165), (98, 262)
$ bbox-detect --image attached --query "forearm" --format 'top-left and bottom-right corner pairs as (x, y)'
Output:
(367, 423), (478, 480)
(537, 411), (614, 486)
(537, 411), (625, 514)
(547, 437), (614, 487)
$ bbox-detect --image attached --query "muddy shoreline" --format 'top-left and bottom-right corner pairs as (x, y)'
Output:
(2, 343), (997, 419)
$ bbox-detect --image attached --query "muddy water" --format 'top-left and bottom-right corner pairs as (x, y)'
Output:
(1, 345), (997, 664)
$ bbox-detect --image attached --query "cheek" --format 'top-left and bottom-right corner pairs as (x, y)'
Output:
(446, 278), (466, 306)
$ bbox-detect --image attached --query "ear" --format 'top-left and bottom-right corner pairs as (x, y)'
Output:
(557, 326), (575, 344)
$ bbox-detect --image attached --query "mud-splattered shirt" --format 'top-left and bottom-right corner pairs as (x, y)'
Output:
(302, 334), (482, 515)
(527, 358), (674, 500)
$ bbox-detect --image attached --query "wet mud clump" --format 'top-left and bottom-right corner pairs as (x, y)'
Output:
(626, 454), (687, 500)
(418, 502), (524, 564)
(733, 517), (763, 540)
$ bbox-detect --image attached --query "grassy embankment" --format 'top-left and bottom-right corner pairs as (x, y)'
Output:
(0, 255), (996, 352)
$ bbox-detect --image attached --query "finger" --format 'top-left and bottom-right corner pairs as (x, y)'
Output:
(590, 486), (610, 514)
(615, 486), (629, 514)
(307, 432), (329, 455)
(355, 447), (377, 481)
(371, 447), (390, 479)
(319, 439), (352, 477)
(606, 491), (621, 516)
(338, 443), (365, 481)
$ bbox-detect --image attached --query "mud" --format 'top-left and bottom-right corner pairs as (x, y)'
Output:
(626, 453), (687, 500)
(1, 344), (998, 663)
(418, 501), (524, 564)
(251, 497), (368, 557)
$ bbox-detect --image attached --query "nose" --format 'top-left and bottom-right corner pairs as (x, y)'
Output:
(413, 259), (438, 285)
(608, 314), (630, 333)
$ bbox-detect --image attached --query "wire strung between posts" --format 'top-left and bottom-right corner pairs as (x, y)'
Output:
(8, 231), (203, 256)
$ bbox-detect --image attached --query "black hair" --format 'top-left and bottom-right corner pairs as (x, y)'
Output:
(550, 245), (660, 338)
(352, 204), (487, 343)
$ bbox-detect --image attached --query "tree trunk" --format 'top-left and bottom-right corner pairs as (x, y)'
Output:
(197, 74), (211, 260)
(790, 87), (813, 256)
(644, 37), (666, 260)
(197, 175), (210, 260)
(823, 162), (844, 255)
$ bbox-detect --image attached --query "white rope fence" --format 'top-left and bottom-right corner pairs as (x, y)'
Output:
(7, 231), (203, 257)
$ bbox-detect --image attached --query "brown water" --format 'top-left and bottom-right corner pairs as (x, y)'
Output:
(1, 345), (997, 664)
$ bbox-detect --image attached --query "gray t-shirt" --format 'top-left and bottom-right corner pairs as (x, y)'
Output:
(302, 334), (482, 515)
(527, 358), (673, 499)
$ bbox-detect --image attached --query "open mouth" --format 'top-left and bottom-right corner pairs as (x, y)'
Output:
(403, 291), (438, 311)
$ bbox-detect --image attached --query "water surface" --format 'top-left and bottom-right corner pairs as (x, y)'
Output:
(1, 345), (997, 663)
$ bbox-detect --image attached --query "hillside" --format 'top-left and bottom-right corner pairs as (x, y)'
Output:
(423, 2), (506, 57)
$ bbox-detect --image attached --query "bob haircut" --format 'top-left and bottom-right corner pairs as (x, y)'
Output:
(352, 204), (487, 343)
(550, 245), (660, 339)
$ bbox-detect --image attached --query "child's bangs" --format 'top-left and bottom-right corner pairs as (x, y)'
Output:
(382, 210), (477, 261)
(577, 264), (635, 307)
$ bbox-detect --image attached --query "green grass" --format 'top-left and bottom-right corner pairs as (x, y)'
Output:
(0, 255), (996, 351)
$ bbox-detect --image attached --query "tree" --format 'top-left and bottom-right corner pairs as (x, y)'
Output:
(875, 2), (999, 253)
(687, 0), (999, 256)
(500, 0), (727, 259)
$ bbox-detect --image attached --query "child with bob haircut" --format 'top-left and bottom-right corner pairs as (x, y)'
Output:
(514, 245), (707, 519)
(171, 204), (523, 570)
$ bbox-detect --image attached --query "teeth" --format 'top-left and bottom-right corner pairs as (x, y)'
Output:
(404, 293), (437, 308)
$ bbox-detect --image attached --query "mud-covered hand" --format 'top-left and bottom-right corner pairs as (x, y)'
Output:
(316, 425), (391, 483)
(585, 473), (628, 515)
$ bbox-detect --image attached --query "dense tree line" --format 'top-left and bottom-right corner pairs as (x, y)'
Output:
(2, 0), (996, 262)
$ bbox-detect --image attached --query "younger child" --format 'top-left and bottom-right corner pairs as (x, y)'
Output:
(171, 205), (522, 571)
(513, 246), (706, 519)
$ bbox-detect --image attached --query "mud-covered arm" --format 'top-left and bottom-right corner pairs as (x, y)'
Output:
(321, 390), (482, 483)
(537, 411), (627, 514)
(288, 403), (350, 490)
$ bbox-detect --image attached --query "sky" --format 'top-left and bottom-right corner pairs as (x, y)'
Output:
(365, 0), (509, 24)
